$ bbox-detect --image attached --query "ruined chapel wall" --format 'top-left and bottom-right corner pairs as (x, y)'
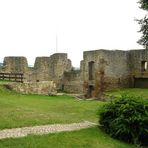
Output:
(99, 50), (130, 77)
(83, 50), (130, 77)
(128, 49), (148, 75)
(99, 50), (131, 88)
(82, 50), (131, 91)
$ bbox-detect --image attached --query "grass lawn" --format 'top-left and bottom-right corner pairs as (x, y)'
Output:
(106, 88), (148, 99)
(0, 83), (146, 148)
(0, 84), (104, 129)
(0, 127), (136, 148)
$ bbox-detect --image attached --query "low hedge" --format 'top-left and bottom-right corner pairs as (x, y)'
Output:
(99, 94), (148, 146)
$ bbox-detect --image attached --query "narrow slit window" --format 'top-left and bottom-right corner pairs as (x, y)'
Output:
(141, 61), (147, 72)
(145, 62), (147, 70)
(88, 61), (95, 80)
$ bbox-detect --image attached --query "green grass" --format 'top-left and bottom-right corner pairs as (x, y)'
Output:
(0, 85), (145, 147)
(0, 127), (136, 148)
(0, 80), (12, 84)
(0, 85), (104, 129)
(106, 88), (148, 99)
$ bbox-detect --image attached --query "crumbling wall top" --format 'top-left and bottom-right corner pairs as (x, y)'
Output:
(3, 56), (28, 73)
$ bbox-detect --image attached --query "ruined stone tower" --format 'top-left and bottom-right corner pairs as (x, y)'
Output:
(3, 56), (28, 73)
(0, 53), (72, 84)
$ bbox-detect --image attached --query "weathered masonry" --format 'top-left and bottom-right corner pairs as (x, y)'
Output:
(79, 49), (148, 97)
(0, 53), (71, 83)
(0, 49), (148, 97)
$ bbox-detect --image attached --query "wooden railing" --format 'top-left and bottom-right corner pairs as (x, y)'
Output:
(0, 73), (24, 82)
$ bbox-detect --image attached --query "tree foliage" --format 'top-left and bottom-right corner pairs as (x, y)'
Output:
(138, 0), (148, 10)
(137, 15), (148, 48)
(137, 0), (148, 48)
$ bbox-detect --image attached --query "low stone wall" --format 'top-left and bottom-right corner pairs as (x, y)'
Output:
(7, 81), (57, 95)
(64, 81), (84, 93)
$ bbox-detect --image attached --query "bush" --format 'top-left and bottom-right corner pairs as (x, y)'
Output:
(99, 94), (148, 146)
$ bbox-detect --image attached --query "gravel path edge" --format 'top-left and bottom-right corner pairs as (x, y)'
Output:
(0, 121), (97, 140)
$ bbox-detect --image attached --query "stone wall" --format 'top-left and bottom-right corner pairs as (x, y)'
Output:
(62, 70), (83, 93)
(0, 53), (73, 94)
(1, 49), (148, 96)
(0, 53), (72, 83)
(82, 50), (131, 91)
(7, 81), (56, 95)
(2, 56), (28, 73)
(128, 50), (148, 75)
(31, 53), (72, 83)
(49, 53), (72, 81)
(1, 57), (29, 82)
(81, 49), (148, 97)
(33, 57), (51, 81)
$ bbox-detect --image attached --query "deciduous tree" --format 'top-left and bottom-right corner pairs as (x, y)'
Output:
(137, 0), (148, 48)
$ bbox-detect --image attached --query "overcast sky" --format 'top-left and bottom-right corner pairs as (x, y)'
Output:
(0, 0), (147, 67)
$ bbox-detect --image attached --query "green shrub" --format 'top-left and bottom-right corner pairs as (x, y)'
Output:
(99, 94), (148, 146)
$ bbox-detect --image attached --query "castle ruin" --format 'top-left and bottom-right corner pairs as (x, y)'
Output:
(0, 49), (148, 97)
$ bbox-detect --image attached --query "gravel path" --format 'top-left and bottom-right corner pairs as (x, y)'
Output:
(0, 121), (97, 140)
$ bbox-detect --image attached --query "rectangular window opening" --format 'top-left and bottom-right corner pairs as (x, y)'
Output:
(141, 61), (147, 72)
(88, 61), (95, 80)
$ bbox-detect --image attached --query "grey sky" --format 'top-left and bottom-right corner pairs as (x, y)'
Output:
(0, 0), (146, 67)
